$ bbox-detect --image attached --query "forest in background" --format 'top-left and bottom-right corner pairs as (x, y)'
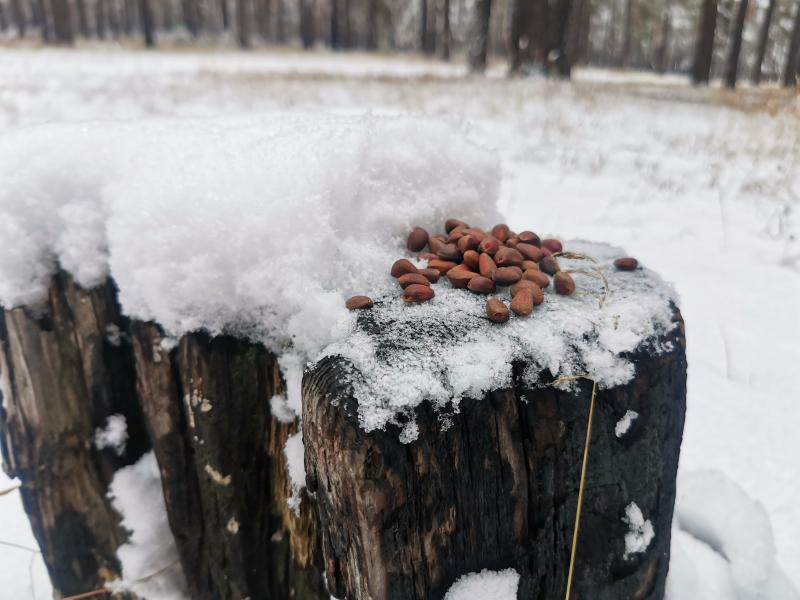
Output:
(0, 0), (798, 85)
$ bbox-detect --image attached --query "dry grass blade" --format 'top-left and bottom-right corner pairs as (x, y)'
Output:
(553, 252), (610, 307)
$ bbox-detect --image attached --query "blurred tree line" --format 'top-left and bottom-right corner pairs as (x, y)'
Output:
(0, 0), (797, 87)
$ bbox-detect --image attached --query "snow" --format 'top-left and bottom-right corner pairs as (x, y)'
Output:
(443, 568), (520, 600)
(270, 394), (297, 424)
(622, 501), (655, 559)
(0, 114), (499, 361)
(666, 470), (799, 600)
(94, 414), (129, 456)
(107, 452), (189, 600)
(323, 241), (677, 437)
(614, 410), (639, 438)
(0, 48), (797, 598)
(284, 431), (307, 514)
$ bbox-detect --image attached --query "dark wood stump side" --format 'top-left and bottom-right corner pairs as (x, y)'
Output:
(303, 314), (686, 600)
(0, 272), (149, 598)
(130, 323), (328, 600)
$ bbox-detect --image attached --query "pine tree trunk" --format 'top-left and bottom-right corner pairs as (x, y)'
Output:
(691, 0), (717, 84)
(140, 0), (156, 46)
(299, 0), (314, 48)
(467, 0), (492, 72)
(440, 0), (451, 60)
(10, 0), (25, 36)
(655, 6), (671, 73)
(621, 0), (633, 67)
(50, 0), (73, 42)
(76, 0), (89, 36)
(330, 0), (339, 47)
(750, 0), (775, 83)
(783, 1), (800, 87)
(237, 0), (250, 47)
(723, 0), (749, 88)
(366, 0), (377, 50)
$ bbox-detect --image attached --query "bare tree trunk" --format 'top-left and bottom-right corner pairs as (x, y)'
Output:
(365, 0), (376, 49)
(75, 0), (89, 35)
(548, 0), (573, 77)
(330, 0), (339, 47)
(723, 0), (748, 88)
(656, 6), (671, 73)
(784, 1), (800, 87)
(50, 0), (73, 42)
(691, 0), (717, 84)
(220, 0), (229, 30)
(621, 0), (633, 67)
(237, 0), (249, 46)
(750, 0), (775, 83)
(140, 0), (155, 46)
(0, 2), (8, 30)
(508, 0), (528, 73)
(467, 0), (492, 72)
(95, 0), (106, 37)
(299, 0), (314, 48)
(182, 0), (199, 36)
(440, 0), (450, 59)
(10, 0), (26, 36)
(419, 0), (428, 52)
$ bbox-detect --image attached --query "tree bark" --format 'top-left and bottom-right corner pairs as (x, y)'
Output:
(304, 312), (687, 600)
(655, 6), (671, 73)
(783, 0), (800, 87)
(549, 0), (573, 77)
(10, 0), (25, 35)
(330, 0), (340, 47)
(723, 0), (749, 88)
(182, 0), (200, 36)
(0, 273), (150, 597)
(621, 0), (634, 67)
(467, 0), (492, 72)
(299, 0), (315, 48)
(366, 0), (377, 50)
(75, 0), (89, 36)
(691, 0), (717, 84)
(140, 0), (156, 47)
(49, 0), (73, 42)
(750, 0), (775, 84)
(237, 0), (250, 47)
(129, 324), (328, 600)
(440, 0), (451, 60)
(1, 273), (328, 600)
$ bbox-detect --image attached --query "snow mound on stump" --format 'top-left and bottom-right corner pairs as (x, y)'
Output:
(0, 114), (500, 358)
(322, 240), (678, 438)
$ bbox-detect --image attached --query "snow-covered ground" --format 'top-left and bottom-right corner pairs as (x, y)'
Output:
(0, 48), (798, 599)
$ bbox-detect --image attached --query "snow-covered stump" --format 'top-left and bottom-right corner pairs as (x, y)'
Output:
(303, 248), (687, 600)
(0, 272), (150, 598)
(129, 323), (327, 600)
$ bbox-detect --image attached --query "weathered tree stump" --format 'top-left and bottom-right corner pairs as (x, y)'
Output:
(2, 258), (686, 600)
(303, 315), (686, 600)
(0, 272), (149, 598)
(129, 323), (327, 600)
(1, 273), (327, 600)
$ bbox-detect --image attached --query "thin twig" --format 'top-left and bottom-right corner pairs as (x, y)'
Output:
(0, 540), (41, 553)
(0, 482), (21, 497)
(61, 589), (110, 600)
(553, 252), (610, 307)
(552, 374), (598, 600)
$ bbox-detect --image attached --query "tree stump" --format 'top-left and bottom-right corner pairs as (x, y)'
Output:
(2, 256), (686, 600)
(1, 273), (328, 600)
(303, 313), (686, 600)
(0, 272), (148, 598)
